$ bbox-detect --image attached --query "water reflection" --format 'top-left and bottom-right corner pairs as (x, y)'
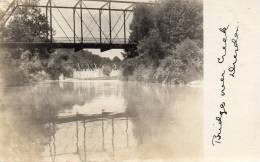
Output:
(0, 80), (202, 161)
(124, 82), (203, 159)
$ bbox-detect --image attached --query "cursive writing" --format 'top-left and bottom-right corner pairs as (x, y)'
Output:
(217, 25), (229, 63)
(228, 26), (239, 77)
(212, 70), (227, 146)
(212, 25), (240, 146)
(212, 102), (227, 146)
(220, 70), (225, 96)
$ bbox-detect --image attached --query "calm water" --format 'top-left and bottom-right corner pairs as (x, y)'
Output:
(0, 80), (202, 162)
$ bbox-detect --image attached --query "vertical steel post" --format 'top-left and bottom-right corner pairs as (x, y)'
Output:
(99, 9), (102, 45)
(49, 0), (53, 43)
(108, 2), (112, 44)
(80, 0), (83, 43)
(123, 10), (126, 44)
(73, 9), (76, 43)
(46, 6), (48, 40)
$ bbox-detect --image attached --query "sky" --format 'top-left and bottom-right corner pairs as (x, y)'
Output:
(89, 49), (124, 60)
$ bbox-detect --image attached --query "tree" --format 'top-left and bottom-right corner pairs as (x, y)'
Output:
(137, 29), (171, 66)
(124, 0), (202, 60)
(121, 0), (203, 84)
(173, 38), (203, 75)
(0, 1), (52, 85)
(112, 56), (121, 63)
(111, 56), (121, 69)
(2, 1), (51, 59)
(3, 0), (49, 42)
(125, 4), (156, 58)
(155, 38), (203, 84)
(156, 0), (203, 47)
(129, 4), (155, 44)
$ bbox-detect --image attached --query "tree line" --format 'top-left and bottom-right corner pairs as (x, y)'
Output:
(121, 0), (203, 84)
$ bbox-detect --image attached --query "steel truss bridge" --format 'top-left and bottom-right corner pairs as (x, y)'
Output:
(0, 0), (155, 51)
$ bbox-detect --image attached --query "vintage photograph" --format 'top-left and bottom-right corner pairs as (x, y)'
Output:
(0, 0), (203, 161)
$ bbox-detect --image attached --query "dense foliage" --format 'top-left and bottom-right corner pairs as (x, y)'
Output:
(47, 49), (121, 79)
(121, 0), (203, 84)
(0, 1), (119, 85)
(0, 2), (52, 85)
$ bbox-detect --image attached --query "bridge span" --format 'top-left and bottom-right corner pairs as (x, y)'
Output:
(0, 0), (155, 51)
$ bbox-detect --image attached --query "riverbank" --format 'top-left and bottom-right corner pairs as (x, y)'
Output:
(42, 78), (203, 89)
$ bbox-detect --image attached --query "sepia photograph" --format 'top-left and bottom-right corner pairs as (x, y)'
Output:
(0, 0), (203, 161)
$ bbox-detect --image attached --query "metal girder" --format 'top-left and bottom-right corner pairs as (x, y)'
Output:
(46, 0), (51, 6)
(18, 4), (133, 12)
(0, 42), (136, 52)
(73, 9), (76, 43)
(108, 1), (111, 44)
(112, 11), (132, 41)
(125, 4), (134, 10)
(0, 0), (16, 20)
(99, 9), (102, 45)
(82, 0), (155, 5)
(80, 0), (83, 43)
(72, 0), (84, 46)
(0, 0), (19, 25)
(0, 0), (155, 51)
(74, 0), (81, 8)
(73, 0), (82, 44)
(100, 1), (109, 9)
(123, 10), (126, 44)
(49, 0), (53, 43)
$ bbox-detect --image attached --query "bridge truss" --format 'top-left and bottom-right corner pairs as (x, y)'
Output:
(0, 0), (155, 51)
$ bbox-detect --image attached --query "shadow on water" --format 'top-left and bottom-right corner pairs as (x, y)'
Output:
(0, 80), (203, 161)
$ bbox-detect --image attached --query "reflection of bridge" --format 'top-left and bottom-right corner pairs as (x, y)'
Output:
(0, 0), (155, 51)
(46, 111), (130, 162)
(52, 111), (127, 124)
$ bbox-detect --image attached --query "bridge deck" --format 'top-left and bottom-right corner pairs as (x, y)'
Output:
(45, 112), (128, 124)
(0, 42), (136, 51)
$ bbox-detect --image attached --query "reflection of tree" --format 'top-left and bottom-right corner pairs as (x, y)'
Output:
(123, 83), (175, 145)
(123, 82), (202, 157)
(0, 82), (102, 161)
(38, 82), (97, 121)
